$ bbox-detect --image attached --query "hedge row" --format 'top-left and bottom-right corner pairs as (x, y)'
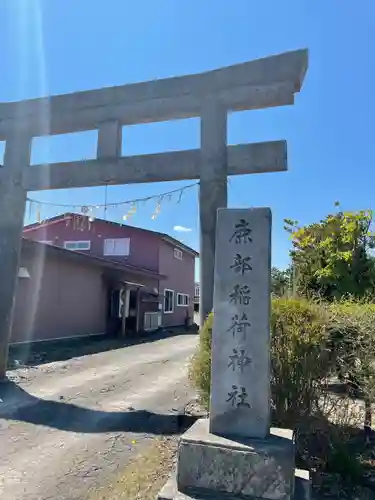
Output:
(190, 297), (375, 427)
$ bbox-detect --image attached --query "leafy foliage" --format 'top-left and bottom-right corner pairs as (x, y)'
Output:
(190, 299), (332, 424)
(189, 311), (213, 408)
(284, 208), (375, 300)
(190, 298), (375, 492)
(327, 300), (375, 405)
(270, 297), (330, 425)
(271, 266), (292, 297)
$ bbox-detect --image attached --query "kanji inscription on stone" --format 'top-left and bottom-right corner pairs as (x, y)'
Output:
(229, 284), (251, 306)
(229, 218), (252, 244)
(226, 313), (251, 339)
(228, 349), (252, 372)
(230, 253), (252, 275)
(226, 385), (251, 408)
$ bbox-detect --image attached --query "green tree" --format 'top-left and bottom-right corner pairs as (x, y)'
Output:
(284, 207), (375, 300)
(271, 266), (292, 297)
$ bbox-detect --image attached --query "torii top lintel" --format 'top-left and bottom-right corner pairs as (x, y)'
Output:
(0, 49), (308, 139)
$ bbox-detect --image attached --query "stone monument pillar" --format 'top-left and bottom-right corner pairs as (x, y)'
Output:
(158, 208), (311, 500)
(210, 208), (270, 439)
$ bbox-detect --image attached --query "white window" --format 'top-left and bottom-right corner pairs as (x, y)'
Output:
(104, 238), (130, 256)
(64, 240), (91, 251)
(164, 289), (174, 314)
(177, 293), (189, 307)
(174, 248), (183, 260)
(194, 284), (200, 298)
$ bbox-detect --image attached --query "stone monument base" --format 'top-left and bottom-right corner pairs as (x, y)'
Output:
(157, 418), (310, 500)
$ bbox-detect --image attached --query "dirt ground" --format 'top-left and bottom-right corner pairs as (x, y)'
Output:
(0, 330), (198, 500)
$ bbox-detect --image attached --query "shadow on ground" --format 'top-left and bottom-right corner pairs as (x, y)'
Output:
(0, 380), (197, 434)
(8, 326), (198, 369)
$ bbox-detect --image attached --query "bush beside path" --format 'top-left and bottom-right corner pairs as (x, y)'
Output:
(190, 298), (375, 499)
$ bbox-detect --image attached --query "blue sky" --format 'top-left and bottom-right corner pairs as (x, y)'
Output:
(1, 1), (374, 281)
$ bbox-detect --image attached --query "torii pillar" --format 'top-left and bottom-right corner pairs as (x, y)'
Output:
(199, 102), (228, 325)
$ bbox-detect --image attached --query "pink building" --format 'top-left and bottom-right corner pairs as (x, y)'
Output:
(16, 213), (198, 343)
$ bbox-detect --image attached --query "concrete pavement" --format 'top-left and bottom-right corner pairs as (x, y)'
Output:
(0, 332), (197, 500)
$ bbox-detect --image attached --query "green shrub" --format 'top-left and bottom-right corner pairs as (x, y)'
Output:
(326, 300), (375, 431)
(190, 299), (375, 415)
(194, 303), (375, 423)
(189, 312), (213, 407)
(190, 298), (375, 491)
(190, 298), (332, 426)
(270, 297), (331, 426)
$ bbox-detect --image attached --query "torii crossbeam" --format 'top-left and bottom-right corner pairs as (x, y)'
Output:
(0, 48), (308, 378)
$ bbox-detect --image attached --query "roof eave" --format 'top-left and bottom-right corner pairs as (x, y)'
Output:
(21, 238), (166, 279)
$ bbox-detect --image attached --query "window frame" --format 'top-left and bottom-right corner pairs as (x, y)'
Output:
(173, 248), (183, 260)
(103, 238), (130, 257)
(64, 240), (91, 251)
(164, 289), (175, 314)
(177, 293), (189, 307)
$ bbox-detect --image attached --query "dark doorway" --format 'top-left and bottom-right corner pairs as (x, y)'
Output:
(107, 288), (122, 335)
(125, 289), (138, 333)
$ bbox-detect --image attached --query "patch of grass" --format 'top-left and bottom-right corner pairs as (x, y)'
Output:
(87, 437), (177, 500)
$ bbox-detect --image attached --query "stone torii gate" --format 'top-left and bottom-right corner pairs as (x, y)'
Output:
(0, 49), (308, 378)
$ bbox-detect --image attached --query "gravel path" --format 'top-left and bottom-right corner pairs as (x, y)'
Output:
(0, 332), (198, 500)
